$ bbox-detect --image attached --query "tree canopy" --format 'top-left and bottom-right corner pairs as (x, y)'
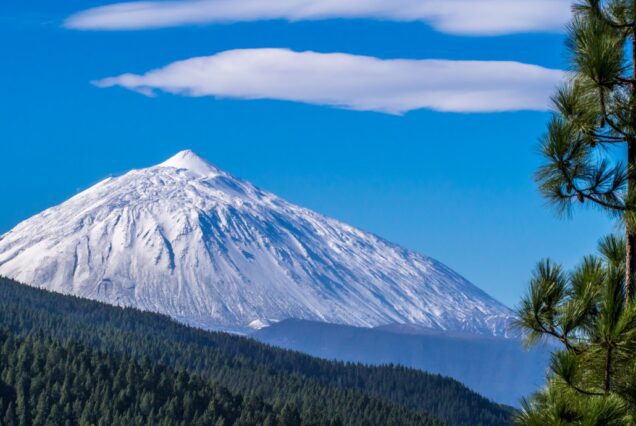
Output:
(0, 276), (513, 426)
(535, 0), (636, 297)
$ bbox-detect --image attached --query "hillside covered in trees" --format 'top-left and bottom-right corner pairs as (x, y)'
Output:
(0, 329), (442, 425)
(0, 277), (513, 425)
(0, 329), (313, 425)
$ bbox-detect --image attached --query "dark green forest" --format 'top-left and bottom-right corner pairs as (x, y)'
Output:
(0, 277), (513, 425)
(0, 329), (442, 426)
(0, 329), (329, 426)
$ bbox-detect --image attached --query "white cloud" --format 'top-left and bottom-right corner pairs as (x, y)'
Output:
(93, 48), (564, 114)
(66, 0), (571, 35)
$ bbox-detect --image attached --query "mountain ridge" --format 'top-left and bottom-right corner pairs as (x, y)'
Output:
(253, 318), (549, 406)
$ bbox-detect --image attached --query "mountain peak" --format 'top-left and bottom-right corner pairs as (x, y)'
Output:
(0, 153), (514, 336)
(157, 149), (221, 177)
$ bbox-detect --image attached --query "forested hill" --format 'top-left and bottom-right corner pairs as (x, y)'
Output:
(0, 330), (336, 425)
(0, 277), (514, 426)
(0, 330), (440, 426)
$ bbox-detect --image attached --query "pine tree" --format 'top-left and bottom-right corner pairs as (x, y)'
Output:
(536, 0), (636, 298)
(3, 402), (17, 426)
(277, 403), (301, 426)
(515, 235), (636, 423)
(33, 392), (50, 425)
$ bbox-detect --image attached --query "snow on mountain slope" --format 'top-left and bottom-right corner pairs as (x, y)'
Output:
(0, 150), (514, 335)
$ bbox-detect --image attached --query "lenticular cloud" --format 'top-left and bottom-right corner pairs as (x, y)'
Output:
(93, 48), (564, 114)
(66, 0), (571, 36)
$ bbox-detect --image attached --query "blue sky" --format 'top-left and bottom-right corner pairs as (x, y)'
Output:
(2, 1), (614, 307)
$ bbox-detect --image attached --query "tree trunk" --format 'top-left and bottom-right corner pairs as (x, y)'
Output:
(627, 226), (636, 300)
(628, 30), (636, 301)
(604, 344), (612, 393)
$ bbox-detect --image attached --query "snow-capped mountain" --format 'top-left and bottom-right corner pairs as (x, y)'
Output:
(0, 150), (514, 335)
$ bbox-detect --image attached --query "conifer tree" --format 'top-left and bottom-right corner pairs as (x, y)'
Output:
(536, 0), (636, 298)
(3, 402), (16, 426)
(516, 235), (636, 423)
(277, 403), (302, 426)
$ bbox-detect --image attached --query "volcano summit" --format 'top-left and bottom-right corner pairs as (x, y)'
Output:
(0, 150), (513, 335)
